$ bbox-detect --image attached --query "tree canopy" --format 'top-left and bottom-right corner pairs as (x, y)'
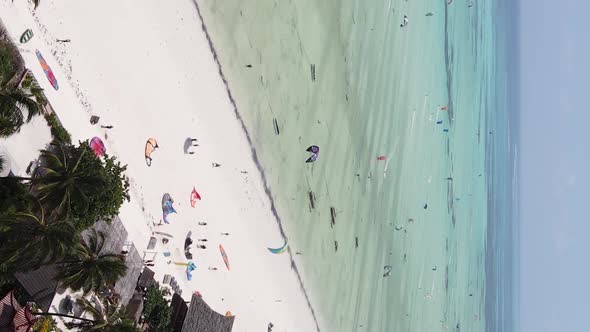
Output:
(142, 285), (172, 332)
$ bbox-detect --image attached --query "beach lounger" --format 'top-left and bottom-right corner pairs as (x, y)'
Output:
(162, 274), (171, 284)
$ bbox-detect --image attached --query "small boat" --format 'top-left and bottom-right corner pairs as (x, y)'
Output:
(20, 29), (33, 43)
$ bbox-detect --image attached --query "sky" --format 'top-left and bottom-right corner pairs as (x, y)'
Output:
(519, 0), (590, 331)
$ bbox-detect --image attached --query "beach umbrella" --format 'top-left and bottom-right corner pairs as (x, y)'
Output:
(89, 137), (106, 157)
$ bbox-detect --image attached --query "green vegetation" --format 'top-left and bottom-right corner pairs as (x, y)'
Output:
(44, 113), (71, 144)
(0, 31), (134, 329)
(142, 285), (173, 332)
(0, 40), (18, 87)
(13, 141), (130, 230)
(0, 89), (41, 136)
(59, 230), (127, 293)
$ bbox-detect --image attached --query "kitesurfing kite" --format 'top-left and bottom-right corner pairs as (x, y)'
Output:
(161, 193), (176, 224)
(305, 145), (319, 163)
(89, 137), (106, 157)
(35, 50), (58, 90)
(185, 261), (197, 281)
(267, 240), (288, 254)
(219, 244), (230, 271)
(145, 138), (159, 166)
(190, 187), (201, 207)
(383, 265), (392, 277)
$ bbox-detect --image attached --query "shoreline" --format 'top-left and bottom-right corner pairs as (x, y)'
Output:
(190, 0), (322, 329)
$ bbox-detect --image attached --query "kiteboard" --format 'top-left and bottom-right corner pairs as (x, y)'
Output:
(219, 244), (230, 271)
(20, 29), (33, 43)
(35, 50), (58, 90)
(273, 118), (280, 135)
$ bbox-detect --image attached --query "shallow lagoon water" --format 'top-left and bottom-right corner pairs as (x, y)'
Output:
(197, 0), (512, 330)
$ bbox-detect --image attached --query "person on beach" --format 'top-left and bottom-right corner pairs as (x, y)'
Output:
(208, 267), (218, 271)
(198, 222), (207, 226)
(56, 39), (71, 43)
(221, 232), (230, 236)
(145, 263), (155, 267)
(197, 244), (206, 249)
(212, 162), (222, 167)
(101, 125), (113, 129)
(197, 239), (207, 242)
(190, 138), (199, 146)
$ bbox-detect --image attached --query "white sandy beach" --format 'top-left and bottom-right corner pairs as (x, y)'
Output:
(0, 0), (319, 330)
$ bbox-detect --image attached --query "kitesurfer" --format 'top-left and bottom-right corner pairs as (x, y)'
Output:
(383, 265), (392, 277)
(400, 15), (408, 27)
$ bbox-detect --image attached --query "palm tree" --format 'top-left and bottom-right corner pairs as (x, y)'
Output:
(0, 89), (41, 137)
(59, 230), (127, 294)
(0, 204), (78, 273)
(13, 142), (105, 221)
(65, 297), (139, 331)
(35, 297), (140, 332)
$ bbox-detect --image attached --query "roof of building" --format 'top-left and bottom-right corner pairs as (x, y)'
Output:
(14, 265), (59, 312)
(181, 294), (235, 332)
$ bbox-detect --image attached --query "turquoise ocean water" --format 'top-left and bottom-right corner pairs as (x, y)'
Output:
(195, 0), (517, 331)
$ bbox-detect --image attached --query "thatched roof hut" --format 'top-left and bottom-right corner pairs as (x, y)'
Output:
(181, 293), (234, 332)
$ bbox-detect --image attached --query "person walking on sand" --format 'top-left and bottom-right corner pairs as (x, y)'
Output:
(221, 232), (230, 236)
(101, 125), (113, 129)
(212, 162), (221, 167)
(56, 39), (71, 43)
(198, 222), (207, 226)
(197, 239), (208, 242)
(197, 244), (206, 249)
(208, 267), (218, 271)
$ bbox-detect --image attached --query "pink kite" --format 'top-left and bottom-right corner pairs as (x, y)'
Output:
(35, 50), (58, 90)
(377, 155), (387, 161)
(89, 137), (106, 157)
(190, 187), (201, 207)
